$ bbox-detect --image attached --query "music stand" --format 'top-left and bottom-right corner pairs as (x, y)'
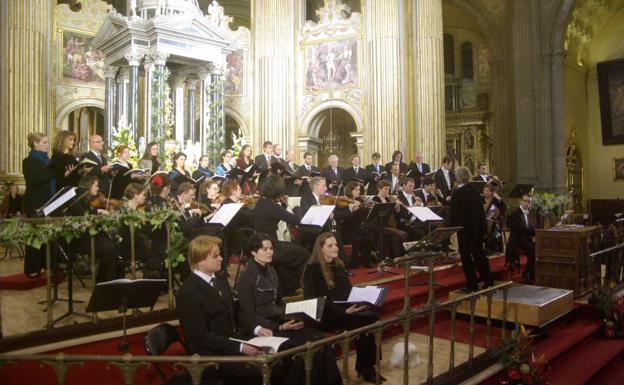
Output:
(365, 202), (399, 276)
(86, 279), (165, 352)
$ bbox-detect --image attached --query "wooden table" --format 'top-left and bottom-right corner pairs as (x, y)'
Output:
(535, 226), (601, 298)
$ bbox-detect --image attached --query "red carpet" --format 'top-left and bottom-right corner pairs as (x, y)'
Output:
(0, 272), (64, 290)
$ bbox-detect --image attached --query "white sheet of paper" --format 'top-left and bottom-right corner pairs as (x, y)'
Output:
(285, 298), (318, 320)
(42, 187), (77, 217)
(407, 206), (443, 222)
(209, 203), (243, 226)
(229, 336), (289, 354)
(335, 286), (383, 305)
(300, 205), (335, 227)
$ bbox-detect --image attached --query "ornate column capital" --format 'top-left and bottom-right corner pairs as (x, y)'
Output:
(186, 78), (198, 91)
(198, 64), (214, 80)
(124, 49), (143, 66)
(171, 75), (186, 89)
(103, 65), (119, 78)
(143, 56), (154, 72)
(149, 49), (169, 66)
(118, 67), (130, 82)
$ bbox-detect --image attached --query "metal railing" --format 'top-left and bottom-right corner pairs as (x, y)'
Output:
(0, 245), (515, 385)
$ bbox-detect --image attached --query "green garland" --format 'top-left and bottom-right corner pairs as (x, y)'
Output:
(0, 208), (186, 268)
(205, 77), (225, 168)
(151, 66), (171, 163)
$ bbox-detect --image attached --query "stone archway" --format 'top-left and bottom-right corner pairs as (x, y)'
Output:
(223, 107), (250, 150)
(56, 99), (105, 152)
(304, 106), (359, 168)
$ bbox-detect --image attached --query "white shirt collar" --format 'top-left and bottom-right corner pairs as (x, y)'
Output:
(312, 193), (320, 204)
(193, 269), (216, 285)
(442, 168), (449, 175)
(520, 206), (530, 215)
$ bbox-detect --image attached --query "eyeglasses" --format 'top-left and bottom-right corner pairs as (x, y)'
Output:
(521, 199), (531, 203)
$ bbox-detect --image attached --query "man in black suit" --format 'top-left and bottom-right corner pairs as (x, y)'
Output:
(342, 154), (368, 187)
(177, 236), (308, 385)
(472, 163), (490, 183)
(415, 177), (443, 206)
(385, 163), (402, 195)
(434, 156), (455, 204)
(409, 151), (431, 187)
(84, 135), (111, 194)
(321, 154), (344, 195)
(254, 141), (277, 188)
(395, 177), (427, 241)
(507, 193), (536, 283)
(365, 152), (385, 195)
(295, 152), (319, 197)
(449, 166), (493, 292)
(281, 149), (302, 197)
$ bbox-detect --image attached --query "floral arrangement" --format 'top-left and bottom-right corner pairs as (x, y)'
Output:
(594, 281), (624, 338)
(530, 192), (571, 218)
(500, 325), (551, 385)
(230, 134), (250, 159)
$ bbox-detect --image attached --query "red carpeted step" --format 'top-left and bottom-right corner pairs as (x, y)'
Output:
(589, 354), (624, 385)
(547, 335), (624, 385)
(0, 272), (64, 290)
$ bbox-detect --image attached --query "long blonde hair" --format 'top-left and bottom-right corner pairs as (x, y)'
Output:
(52, 130), (77, 154)
(307, 232), (343, 289)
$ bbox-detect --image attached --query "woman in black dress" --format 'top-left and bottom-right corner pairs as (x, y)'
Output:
(192, 155), (214, 181)
(22, 133), (55, 276)
(169, 151), (190, 193)
(139, 141), (163, 175)
(49, 130), (80, 190)
(235, 145), (259, 194)
(0, 183), (24, 218)
(337, 181), (374, 267)
(302, 232), (385, 383)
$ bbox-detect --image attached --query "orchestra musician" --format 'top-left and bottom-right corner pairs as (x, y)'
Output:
(139, 141), (164, 175)
(219, 180), (255, 260)
(434, 156), (455, 204)
(482, 184), (506, 254)
(416, 177), (444, 207)
(365, 152), (385, 195)
(473, 163), (490, 183)
(146, 173), (171, 210)
(0, 183), (23, 218)
(22, 133), (56, 277)
(84, 135), (111, 194)
(302, 232), (385, 384)
(49, 130), (82, 190)
(395, 177), (427, 241)
(371, 179), (407, 258)
(197, 179), (222, 211)
(321, 154), (344, 195)
(252, 174), (310, 295)
(192, 155), (214, 181)
(338, 181), (374, 267)
(386, 163), (403, 195)
(409, 151), (431, 187)
(507, 193), (536, 284)
(342, 154), (369, 187)
(449, 166), (494, 292)
(69, 175), (121, 283)
(174, 182), (209, 239)
(235, 233), (342, 385)
(236, 144), (259, 194)
(384, 150), (408, 174)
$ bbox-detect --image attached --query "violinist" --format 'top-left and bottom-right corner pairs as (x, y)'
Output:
(146, 173), (171, 210)
(215, 150), (234, 178)
(252, 175), (310, 295)
(0, 183), (24, 218)
(338, 181), (374, 267)
(416, 177), (444, 207)
(69, 175), (121, 283)
(174, 182), (207, 238)
(192, 155), (214, 181)
(483, 184), (506, 254)
(49, 130), (84, 190)
(236, 145), (260, 194)
(139, 141), (164, 175)
(395, 177), (427, 241)
(371, 179), (407, 258)
(321, 155), (344, 195)
(434, 156), (455, 204)
(198, 179), (222, 210)
(386, 163), (402, 195)
(473, 163), (490, 183)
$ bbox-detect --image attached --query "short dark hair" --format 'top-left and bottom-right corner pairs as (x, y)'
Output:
(401, 177), (415, 186)
(372, 152), (381, 159)
(177, 182), (195, 195)
(422, 177), (435, 186)
(477, 162), (486, 169)
(259, 174), (285, 199)
(263, 141), (273, 149)
(246, 233), (273, 254)
(377, 179), (391, 191)
(303, 151), (313, 158)
(442, 156), (452, 164)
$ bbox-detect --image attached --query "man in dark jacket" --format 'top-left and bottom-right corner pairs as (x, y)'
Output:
(507, 193), (536, 283)
(449, 166), (493, 292)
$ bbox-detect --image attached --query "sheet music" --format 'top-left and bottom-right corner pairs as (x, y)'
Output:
(335, 286), (383, 305)
(300, 205), (335, 227)
(229, 336), (289, 354)
(285, 298), (318, 320)
(407, 206), (443, 222)
(208, 203), (243, 227)
(243, 164), (254, 173)
(42, 187), (77, 216)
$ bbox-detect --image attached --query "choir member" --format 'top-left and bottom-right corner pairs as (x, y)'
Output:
(342, 154), (369, 186)
(84, 135), (111, 194)
(281, 149), (301, 197)
(192, 154), (214, 181)
(365, 152), (385, 195)
(321, 154), (344, 195)
(254, 140), (276, 188)
(49, 130), (81, 190)
(409, 151), (431, 187)
(302, 232), (385, 384)
(22, 133), (55, 277)
(110, 145), (141, 200)
(236, 144), (259, 194)
(295, 151), (319, 196)
(384, 150), (408, 174)
(449, 166), (493, 292)
(215, 150), (234, 177)
(434, 156), (455, 204)
(139, 141), (164, 175)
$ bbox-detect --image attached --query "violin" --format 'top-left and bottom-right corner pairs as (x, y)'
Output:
(240, 194), (258, 207)
(212, 194), (225, 205)
(89, 194), (122, 211)
(191, 200), (212, 216)
(319, 194), (358, 209)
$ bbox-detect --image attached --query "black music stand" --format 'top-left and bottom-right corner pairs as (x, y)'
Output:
(86, 279), (165, 352)
(365, 202), (399, 276)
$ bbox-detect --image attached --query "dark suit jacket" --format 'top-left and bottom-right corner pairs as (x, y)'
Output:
(472, 174), (490, 183)
(300, 190), (320, 217)
(176, 272), (250, 356)
(342, 166), (369, 186)
(449, 183), (486, 239)
(415, 189), (439, 206)
(22, 155), (55, 216)
(434, 168), (455, 200)
(365, 163), (386, 195)
(295, 164), (319, 196)
(508, 207), (535, 249)
(385, 174), (402, 195)
(281, 159), (300, 197)
(321, 166), (344, 195)
(49, 152), (80, 190)
(408, 163), (431, 186)
(384, 161), (409, 174)
(83, 151), (110, 194)
(253, 197), (301, 242)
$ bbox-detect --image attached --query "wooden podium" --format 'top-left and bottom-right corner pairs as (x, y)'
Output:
(535, 226), (601, 298)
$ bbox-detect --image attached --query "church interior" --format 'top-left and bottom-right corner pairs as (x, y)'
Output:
(0, 1), (623, 385)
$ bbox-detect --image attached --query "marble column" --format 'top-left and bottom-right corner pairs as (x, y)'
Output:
(104, 65), (119, 148)
(143, 57), (154, 143)
(254, 0), (295, 151)
(412, 0), (445, 167)
(0, 0), (52, 180)
(115, 68), (129, 128)
(198, 65), (212, 157)
(186, 79), (198, 143)
(550, 50), (567, 193)
(125, 50), (143, 144)
(365, 0), (405, 163)
(171, 76), (186, 145)
(150, 49), (169, 142)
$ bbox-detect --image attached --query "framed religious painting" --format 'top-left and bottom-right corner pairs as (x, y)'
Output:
(304, 38), (358, 92)
(597, 59), (624, 145)
(58, 28), (105, 88)
(614, 157), (624, 181)
(224, 49), (245, 96)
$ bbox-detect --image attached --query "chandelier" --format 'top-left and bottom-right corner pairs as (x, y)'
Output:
(322, 105), (340, 154)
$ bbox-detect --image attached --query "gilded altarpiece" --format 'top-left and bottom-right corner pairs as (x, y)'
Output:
(224, 27), (252, 143)
(297, 0), (365, 163)
(54, 0), (109, 151)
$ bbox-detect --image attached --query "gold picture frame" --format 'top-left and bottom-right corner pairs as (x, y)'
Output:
(303, 36), (360, 93)
(58, 28), (105, 88)
(614, 157), (624, 181)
